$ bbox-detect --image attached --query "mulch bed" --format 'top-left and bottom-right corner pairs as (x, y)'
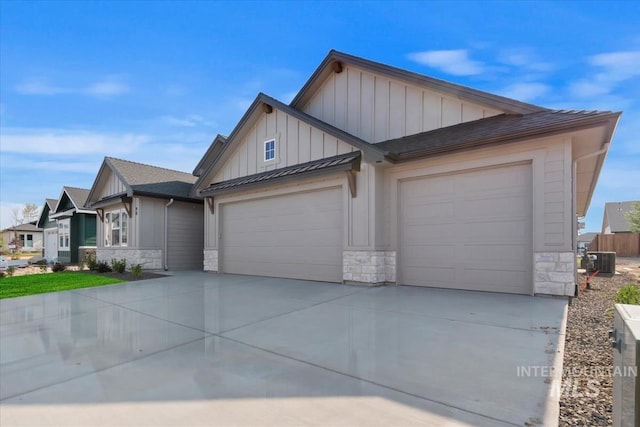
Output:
(559, 270), (639, 426)
(92, 271), (168, 282)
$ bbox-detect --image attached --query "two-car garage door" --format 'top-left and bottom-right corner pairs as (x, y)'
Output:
(399, 163), (533, 294)
(221, 187), (343, 282)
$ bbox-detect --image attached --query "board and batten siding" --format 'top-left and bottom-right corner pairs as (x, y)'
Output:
(167, 202), (204, 270)
(138, 197), (166, 249)
(213, 108), (356, 183)
(100, 170), (127, 199)
(301, 64), (503, 143)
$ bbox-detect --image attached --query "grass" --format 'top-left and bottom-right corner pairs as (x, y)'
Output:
(0, 272), (125, 299)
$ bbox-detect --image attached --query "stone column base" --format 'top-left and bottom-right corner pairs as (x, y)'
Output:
(534, 252), (575, 296)
(343, 250), (396, 284)
(96, 248), (163, 270)
(204, 249), (218, 272)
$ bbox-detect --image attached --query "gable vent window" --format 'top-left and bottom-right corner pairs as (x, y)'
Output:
(264, 139), (276, 161)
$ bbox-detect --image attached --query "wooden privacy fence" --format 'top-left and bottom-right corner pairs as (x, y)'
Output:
(589, 233), (640, 257)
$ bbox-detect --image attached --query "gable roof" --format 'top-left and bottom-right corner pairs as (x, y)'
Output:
(2, 222), (42, 233)
(192, 92), (386, 196)
(290, 50), (547, 115)
(603, 201), (639, 233)
(36, 198), (58, 228)
(193, 134), (227, 177)
(50, 187), (95, 219)
(376, 110), (622, 162)
(87, 157), (200, 206)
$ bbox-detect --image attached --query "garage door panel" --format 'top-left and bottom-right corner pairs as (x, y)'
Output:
(400, 164), (532, 294)
(221, 188), (342, 282)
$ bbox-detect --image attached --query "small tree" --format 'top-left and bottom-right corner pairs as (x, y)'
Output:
(626, 202), (640, 233)
(22, 203), (39, 223)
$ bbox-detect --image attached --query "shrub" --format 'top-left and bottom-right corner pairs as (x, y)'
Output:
(86, 254), (98, 271)
(39, 264), (48, 273)
(51, 262), (66, 273)
(6, 266), (15, 277)
(95, 261), (113, 273)
(130, 264), (143, 279)
(0, 271), (5, 279)
(111, 258), (126, 274)
(615, 284), (640, 305)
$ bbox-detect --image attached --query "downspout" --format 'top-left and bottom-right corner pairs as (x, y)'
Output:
(572, 142), (610, 296)
(164, 198), (174, 271)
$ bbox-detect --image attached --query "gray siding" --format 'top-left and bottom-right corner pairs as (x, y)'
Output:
(302, 64), (503, 143)
(214, 108), (355, 183)
(167, 201), (204, 270)
(138, 197), (166, 249)
(100, 169), (126, 198)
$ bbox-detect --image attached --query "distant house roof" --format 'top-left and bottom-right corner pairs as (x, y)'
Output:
(603, 201), (639, 233)
(36, 198), (59, 228)
(87, 157), (201, 207)
(50, 187), (95, 219)
(577, 232), (598, 243)
(376, 110), (621, 162)
(2, 222), (42, 233)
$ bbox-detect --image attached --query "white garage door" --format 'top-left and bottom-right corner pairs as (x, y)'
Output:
(221, 187), (343, 282)
(44, 228), (58, 260)
(399, 163), (532, 294)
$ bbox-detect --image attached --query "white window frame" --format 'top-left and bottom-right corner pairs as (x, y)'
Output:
(59, 219), (70, 251)
(264, 138), (276, 162)
(104, 208), (128, 247)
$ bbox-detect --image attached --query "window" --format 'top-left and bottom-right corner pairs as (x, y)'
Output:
(104, 208), (128, 246)
(264, 139), (275, 161)
(58, 219), (70, 250)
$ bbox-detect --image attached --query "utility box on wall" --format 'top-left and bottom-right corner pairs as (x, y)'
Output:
(612, 304), (640, 427)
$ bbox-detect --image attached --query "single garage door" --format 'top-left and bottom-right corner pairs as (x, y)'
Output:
(221, 187), (343, 282)
(399, 163), (532, 294)
(44, 228), (57, 260)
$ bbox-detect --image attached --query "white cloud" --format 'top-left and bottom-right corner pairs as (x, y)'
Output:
(15, 80), (70, 95)
(407, 50), (485, 76)
(0, 202), (27, 230)
(499, 83), (550, 102)
(570, 50), (640, 98)
(160, 114), (217, 128)
(84, 80), (129, 97)
(497, 48), (554, 72)
(15, 77), (130, 97)
(0, 128), (149, 155)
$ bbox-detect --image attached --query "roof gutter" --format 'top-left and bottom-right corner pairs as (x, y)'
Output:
(164, 198), (174, 271)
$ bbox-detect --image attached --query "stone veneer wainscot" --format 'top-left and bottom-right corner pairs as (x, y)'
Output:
(343, 250), (396, 284)
(534, 252), (575, 296)
(96, 248), (163, 270)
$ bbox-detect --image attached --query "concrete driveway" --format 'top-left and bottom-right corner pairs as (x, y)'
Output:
(1, 272), (567, 426)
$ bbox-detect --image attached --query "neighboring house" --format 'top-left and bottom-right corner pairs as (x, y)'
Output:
(191, 50), (621, 297)
(85, 157), (204, 270)
(49, 187), (97, 264)
(1, 222), (43, 253)
(36, 198), (59, 260)
(602, 201), (639, 234)
(577, 232), (597, 253)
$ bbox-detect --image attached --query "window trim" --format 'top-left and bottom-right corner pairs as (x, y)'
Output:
(104, 208), (128, 247)
(58, 219), (70, 251)
(264, 138), (276, 162)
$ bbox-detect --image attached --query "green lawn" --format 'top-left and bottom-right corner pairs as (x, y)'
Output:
(0, 272), (125, 299)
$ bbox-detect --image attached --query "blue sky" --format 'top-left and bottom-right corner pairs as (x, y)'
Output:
(1, 1), (638, 231)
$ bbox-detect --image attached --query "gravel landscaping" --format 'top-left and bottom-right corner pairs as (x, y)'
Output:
(559, 258), (640, 426)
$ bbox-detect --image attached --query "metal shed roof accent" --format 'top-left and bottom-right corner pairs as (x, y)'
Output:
(200, 151), (361, 197)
